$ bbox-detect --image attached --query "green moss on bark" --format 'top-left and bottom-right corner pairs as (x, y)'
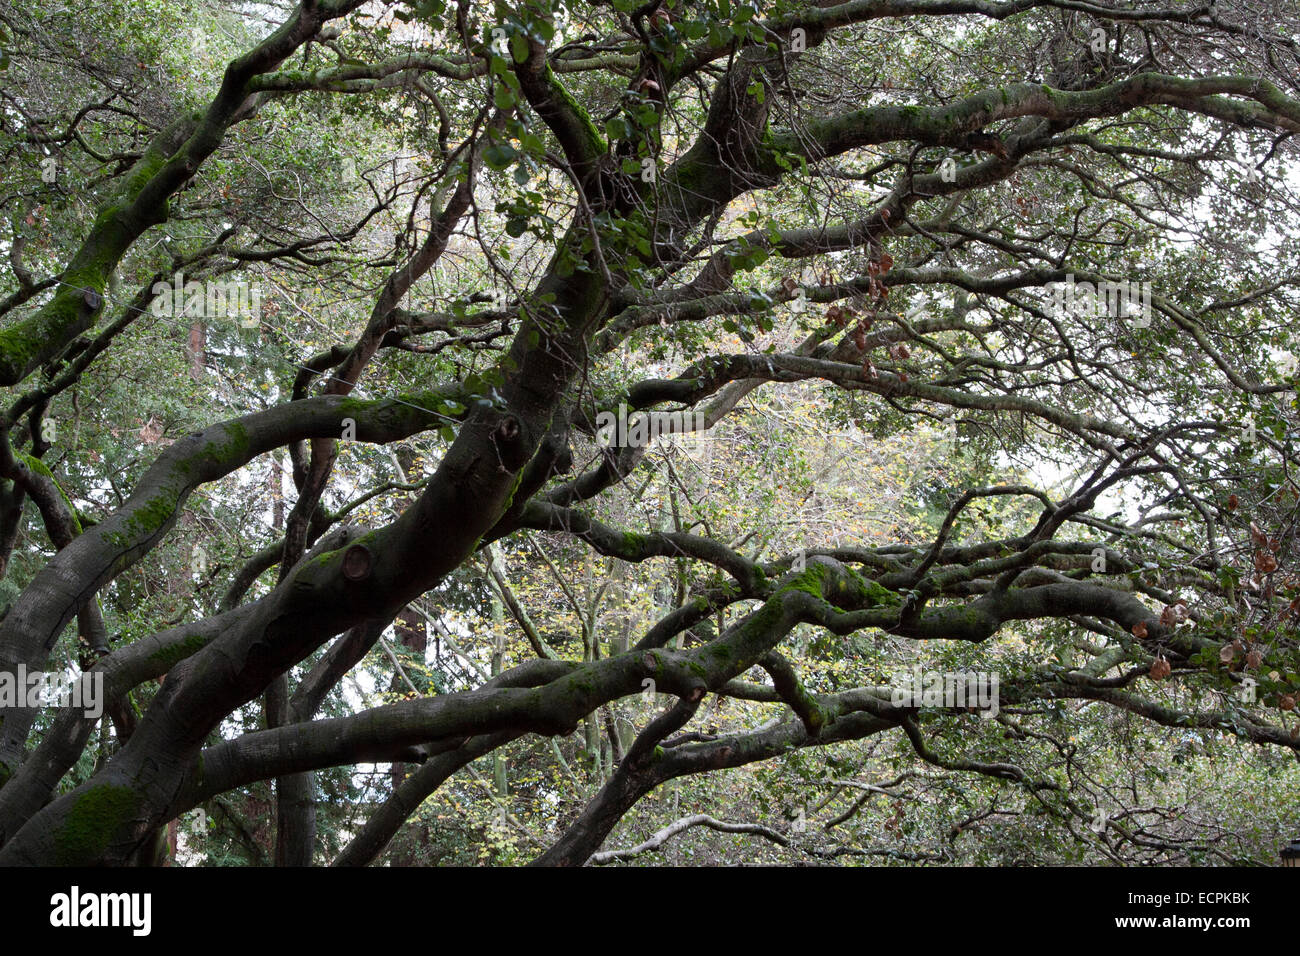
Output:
(55, 784), (140, 865)
(18, 454), (82, 534)
(147, 631), (210, 669)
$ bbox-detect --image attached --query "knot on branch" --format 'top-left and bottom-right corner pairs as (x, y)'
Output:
(491, 414), (531, 472)
(342, 544), (372, 581)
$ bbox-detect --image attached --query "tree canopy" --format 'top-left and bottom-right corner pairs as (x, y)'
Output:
(0, 0), (1299, 867)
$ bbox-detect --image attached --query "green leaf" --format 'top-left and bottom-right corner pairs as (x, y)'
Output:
(605, 117), (629, 141)
(510, 33), (530, 63)
(483, 144), (519, 170)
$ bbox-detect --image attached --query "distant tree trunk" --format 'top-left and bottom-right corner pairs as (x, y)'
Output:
(271, 454), (284, 530)
(187, 319), (205, 381)
(388, 606), (428, 792)
(267, 465), (313, 866)
(489, 570), (508, 807)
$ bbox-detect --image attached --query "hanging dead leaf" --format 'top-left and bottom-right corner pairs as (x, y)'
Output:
(1281, 694), (1296, 712)
(1220, 643), (1236, 664)
(1132, 621), (1148, 639)
(1246, 647), (1263, 670)
(139, 417), (164, 445)
(1149, 656), (1171, 680)
(1255, 550), (1279, 574)
(1227, 494), (1239, 511)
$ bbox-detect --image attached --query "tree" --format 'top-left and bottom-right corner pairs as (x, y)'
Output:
(0, 0), (1298, 866)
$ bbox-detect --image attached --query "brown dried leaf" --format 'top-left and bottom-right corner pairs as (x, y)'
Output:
(138, 417), (164, 445)
(1255, 550), (1279, 574)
